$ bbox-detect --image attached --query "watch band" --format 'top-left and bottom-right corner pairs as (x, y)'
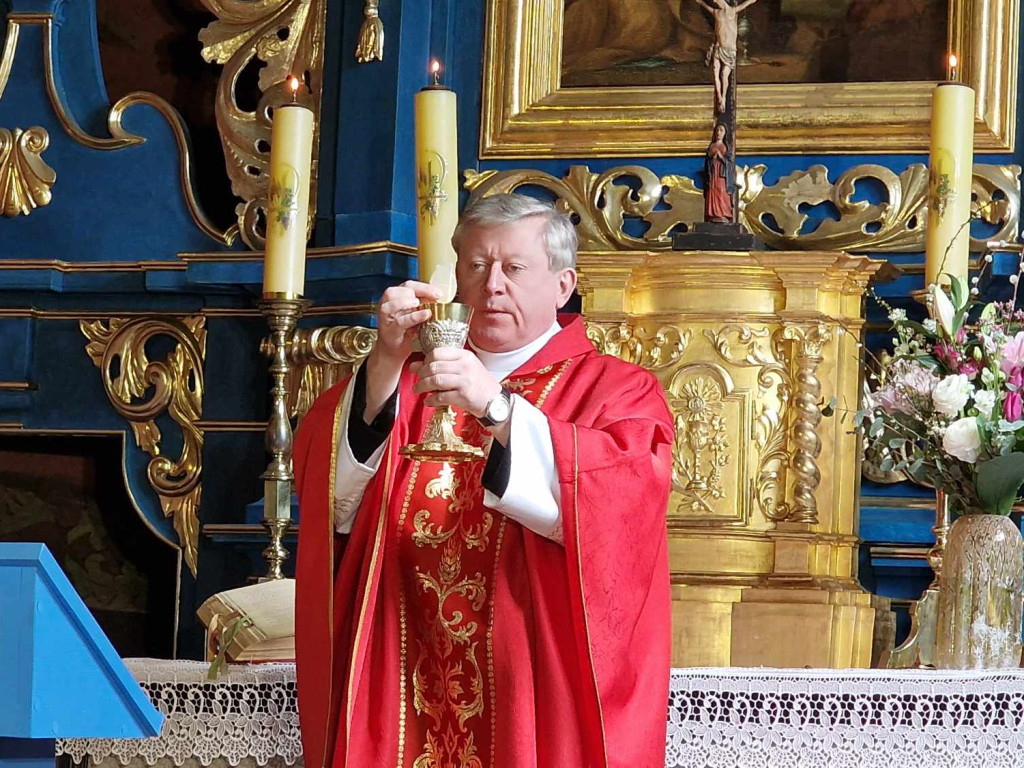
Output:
(477, 386), (512, 428)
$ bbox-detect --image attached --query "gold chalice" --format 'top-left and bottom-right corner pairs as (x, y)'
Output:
(399, 302), (486, 463)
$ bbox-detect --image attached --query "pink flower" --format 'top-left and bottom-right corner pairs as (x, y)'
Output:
(1012, 369), (1024, 389)
(999, 331), (1024, 375)
(1004, 391), (1023, 422)
(959, 360), (980, 380)
(935, 342), (961, 372)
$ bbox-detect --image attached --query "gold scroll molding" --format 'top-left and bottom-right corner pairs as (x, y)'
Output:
(355, 0), (384, 63)
(464, 163), (1020, 254)
(81, 316), (207, 577)
(0, 14), (236, 244)
(0, 126), (55, 216)
(702, 324), (792, 524)
(481, 0), (1018, 156)
(267, 325), (376, 421)
(199, 0), (327, 249)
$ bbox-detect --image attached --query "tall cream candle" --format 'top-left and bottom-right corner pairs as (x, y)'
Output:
(263, 76), (314, 298)
(925, 55), (975, 288)
(414, 61), (459, 299)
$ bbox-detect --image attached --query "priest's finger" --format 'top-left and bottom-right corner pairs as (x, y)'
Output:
(399, 280), (444, 302)
(413, 373), (461, 395)
(393, 308), (431, 328)
(378, 294), (422, 321)
(425, 390), (465, 409)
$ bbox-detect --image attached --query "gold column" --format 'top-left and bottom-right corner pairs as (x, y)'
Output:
(578, 250), (892, 669)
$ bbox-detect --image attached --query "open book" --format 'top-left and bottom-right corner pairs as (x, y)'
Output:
(197, 578), (295, 663)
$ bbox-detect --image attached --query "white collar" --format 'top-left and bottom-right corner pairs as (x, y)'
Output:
(469, 320), (561, 381)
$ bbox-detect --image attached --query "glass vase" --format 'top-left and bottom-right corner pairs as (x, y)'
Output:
(934, 512), (1024, 669)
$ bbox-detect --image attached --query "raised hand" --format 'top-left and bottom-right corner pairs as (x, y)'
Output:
(364, 280), (442, 421)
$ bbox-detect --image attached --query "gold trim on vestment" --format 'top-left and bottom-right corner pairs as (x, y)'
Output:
(322, 392), (344, 768)
(571, 424), (609, 768)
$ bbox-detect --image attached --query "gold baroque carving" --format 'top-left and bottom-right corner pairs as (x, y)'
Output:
(585, 320), (691, 369)
(278, 325), (377, 421)
(780, 323), (833, 526)
(704, 325), (792, 522)
(672, 375), (730, 514)
(0, 126), (54, 217)
(464, 163), (1020, 254)
(81, 317), (207, 577)
(0, 15), (235, 243)
(355, 0), (384, 63)
(199, 0), (327, 249)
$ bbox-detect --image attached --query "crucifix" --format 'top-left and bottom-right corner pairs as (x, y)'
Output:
(693, 0), (758, 225)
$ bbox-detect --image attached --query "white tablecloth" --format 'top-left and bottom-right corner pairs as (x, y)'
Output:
(57, 660), (1024, 768)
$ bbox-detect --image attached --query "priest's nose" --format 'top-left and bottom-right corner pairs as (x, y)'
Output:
(484, 262), (506, 295)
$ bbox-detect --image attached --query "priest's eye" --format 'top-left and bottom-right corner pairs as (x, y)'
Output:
(470, 262), (487, 272)
(505, 264), (525, 274)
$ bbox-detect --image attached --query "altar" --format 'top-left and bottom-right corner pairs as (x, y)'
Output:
(57, 660), (1024, 768)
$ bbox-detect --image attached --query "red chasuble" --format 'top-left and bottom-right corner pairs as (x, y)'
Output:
(294, 315), (674, 768)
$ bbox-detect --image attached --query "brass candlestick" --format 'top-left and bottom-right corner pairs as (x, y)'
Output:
(399, 302), (485, 463)
(258, 295), (310, 580)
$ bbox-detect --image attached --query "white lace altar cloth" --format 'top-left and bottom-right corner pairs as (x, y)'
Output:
(667, 667), (1024, 768)
(55, 661), (1024, 768)
(56, 659), (301, 768)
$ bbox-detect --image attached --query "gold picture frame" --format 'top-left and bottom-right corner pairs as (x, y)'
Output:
(480, 0), (1018, 157)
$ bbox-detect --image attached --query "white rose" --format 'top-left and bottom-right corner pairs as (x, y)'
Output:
(932, 374), (973, 418)
(974, 389), (996, 419)
(943, 416), (982, 464)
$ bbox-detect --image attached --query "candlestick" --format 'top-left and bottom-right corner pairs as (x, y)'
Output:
(924, 54), (975, 289)
(257, 295), (310, 580)
(414, 60), (459, 290)
(263, 76), (314, 298)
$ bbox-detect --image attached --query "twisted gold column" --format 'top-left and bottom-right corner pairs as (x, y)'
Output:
(782, 323), (831, 526)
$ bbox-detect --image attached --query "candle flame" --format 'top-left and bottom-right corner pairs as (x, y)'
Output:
(948, 53), (958, 69)
(430, 60), (441, 75)
(288, 75), (300, 93)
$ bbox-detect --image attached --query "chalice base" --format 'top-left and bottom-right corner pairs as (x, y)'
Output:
(399, 405), (484, 463)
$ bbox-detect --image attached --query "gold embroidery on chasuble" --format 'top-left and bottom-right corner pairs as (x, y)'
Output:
(395, 360), (571, 768)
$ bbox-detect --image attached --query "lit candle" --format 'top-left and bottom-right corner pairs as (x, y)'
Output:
(924, 54), (975, 288)
(414, 60), (459, 301)
(263, 75), (315, 298)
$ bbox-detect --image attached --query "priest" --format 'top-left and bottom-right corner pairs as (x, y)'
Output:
(294, 193), (674, 768)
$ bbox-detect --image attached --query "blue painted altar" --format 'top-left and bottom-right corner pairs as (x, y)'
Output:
(0, 0), (1021, 659)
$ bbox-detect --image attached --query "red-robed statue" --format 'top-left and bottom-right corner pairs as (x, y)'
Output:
(294, 193), (674, 768)
(704, 122), (734, 223)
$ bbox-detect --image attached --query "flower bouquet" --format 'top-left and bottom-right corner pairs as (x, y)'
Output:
(862, 273), (1024, 668)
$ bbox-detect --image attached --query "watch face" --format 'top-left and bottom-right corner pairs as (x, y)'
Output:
(488, 394), (511, 423)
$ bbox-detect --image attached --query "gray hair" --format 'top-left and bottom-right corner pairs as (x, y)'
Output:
(452, 193), (577, 271)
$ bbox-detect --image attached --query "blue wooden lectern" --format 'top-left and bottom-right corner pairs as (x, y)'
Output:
(0, 543), (164, 768)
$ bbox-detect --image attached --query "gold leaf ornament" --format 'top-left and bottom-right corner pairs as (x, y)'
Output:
(0, 126), (55, 217)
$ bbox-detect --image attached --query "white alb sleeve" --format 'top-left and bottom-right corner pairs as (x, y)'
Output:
(482, 395), (563, 544)
(332, 377), (392, 534)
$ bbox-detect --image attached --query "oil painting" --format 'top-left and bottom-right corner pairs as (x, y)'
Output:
(561, 0), (947, 88)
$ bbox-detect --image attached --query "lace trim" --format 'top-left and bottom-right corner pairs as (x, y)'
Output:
(667, 667), (1024, 767)
(55, 658), (1024, 766)
(56, 659), (300, 767)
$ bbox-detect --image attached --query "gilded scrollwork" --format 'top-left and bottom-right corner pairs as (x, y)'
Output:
(0, 126), (54, 217)
(704, 325), (792, 522)
(585, 321), (691, 369)
(199, 0), (327, 248)
(279, 325), (376, 421)
(80, 317), (206, 576)
(465, 163), (1020, 254)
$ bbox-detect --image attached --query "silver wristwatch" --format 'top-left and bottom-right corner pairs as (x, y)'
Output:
(478, 387), (512, 428)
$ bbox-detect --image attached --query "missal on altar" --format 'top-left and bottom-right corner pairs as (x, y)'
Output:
(197, 578), (295, 663)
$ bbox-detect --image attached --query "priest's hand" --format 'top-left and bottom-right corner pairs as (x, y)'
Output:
(410, 348), (502, 419)
(365, 281), (441, 422)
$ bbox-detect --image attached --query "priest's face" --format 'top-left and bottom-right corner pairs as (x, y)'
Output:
(455, 216), (577, 353)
